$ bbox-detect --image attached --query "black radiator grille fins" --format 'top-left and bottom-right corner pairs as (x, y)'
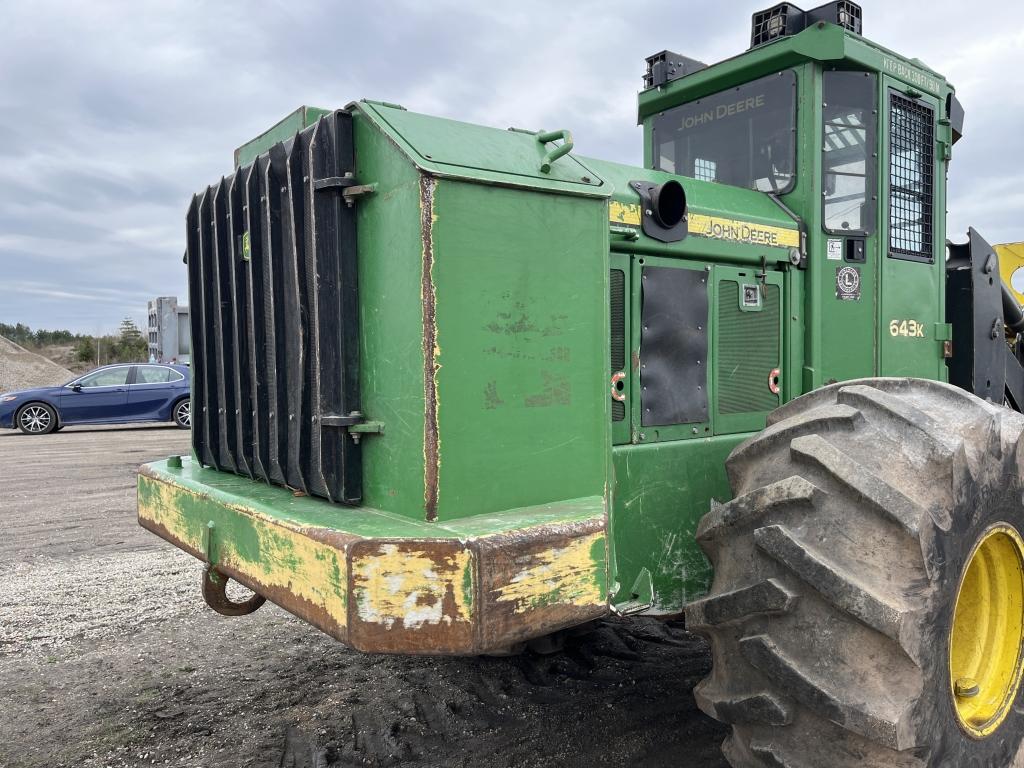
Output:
(186, 110), (362, 504)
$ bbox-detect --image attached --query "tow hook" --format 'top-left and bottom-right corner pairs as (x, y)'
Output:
(201, 565), (267, 616)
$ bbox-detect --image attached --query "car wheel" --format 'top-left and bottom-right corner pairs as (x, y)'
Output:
(173, 398), (191, 429)
(17, 403), (57, 435)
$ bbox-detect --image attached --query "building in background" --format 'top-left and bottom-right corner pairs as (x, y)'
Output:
(147, 297), (190, 364)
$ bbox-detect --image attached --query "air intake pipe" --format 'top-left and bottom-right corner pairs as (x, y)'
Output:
(630, 178), (688, 243)
(650, 180), (686, 229)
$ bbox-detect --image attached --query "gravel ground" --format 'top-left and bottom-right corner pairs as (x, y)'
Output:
(0, 425), (728, 768)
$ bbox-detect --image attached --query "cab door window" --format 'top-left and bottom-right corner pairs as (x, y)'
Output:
(822, 70), (877, 234)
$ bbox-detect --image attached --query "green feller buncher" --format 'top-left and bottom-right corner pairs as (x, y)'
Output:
(138, 3), (1024, 765)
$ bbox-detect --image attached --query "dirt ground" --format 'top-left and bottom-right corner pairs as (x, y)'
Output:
(0, 425), (729, 768)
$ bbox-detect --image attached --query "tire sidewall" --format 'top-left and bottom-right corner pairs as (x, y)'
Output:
(16, 402), (57, 435)
(918, 471), (1024, 766)
(173, 397), (190, 429)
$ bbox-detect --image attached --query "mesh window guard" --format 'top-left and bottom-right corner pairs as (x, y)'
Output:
(888, 92), (935, 262)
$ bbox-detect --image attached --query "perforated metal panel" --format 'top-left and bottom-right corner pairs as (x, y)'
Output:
(717, 281), (780, 415)
(888, 92), (935, 263)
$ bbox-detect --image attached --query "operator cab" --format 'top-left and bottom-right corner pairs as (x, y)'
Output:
(638, 0), (964, 390)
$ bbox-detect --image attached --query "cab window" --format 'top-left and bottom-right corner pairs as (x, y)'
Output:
(822, 70), (877, 235)
(652, 70), (797, 193)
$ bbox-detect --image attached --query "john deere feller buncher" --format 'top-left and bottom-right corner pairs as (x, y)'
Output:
(138, 3), (1024, 765)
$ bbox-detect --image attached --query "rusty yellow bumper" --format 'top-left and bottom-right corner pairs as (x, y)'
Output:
(138, 458), (608, 654)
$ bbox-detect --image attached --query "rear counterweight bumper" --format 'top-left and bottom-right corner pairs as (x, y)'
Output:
(138, 458), (609, 654)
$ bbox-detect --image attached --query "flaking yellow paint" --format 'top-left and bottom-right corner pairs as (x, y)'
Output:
(493, 532), (604, 613)
(138, 479), (204, 552)
(609, 201), (642, 226)
(231, 524), (348, 629)
(351, 543), (473, 629)
(139, 475), (348, 629)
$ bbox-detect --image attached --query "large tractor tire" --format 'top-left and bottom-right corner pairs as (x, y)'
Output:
(685, 378), (1024, 767)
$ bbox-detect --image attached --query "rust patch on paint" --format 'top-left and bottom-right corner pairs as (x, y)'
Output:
(475, 519), (609, 649)
(492, 531), (604, 612)
(420, 175), (440, 521)
(347, 538), (475, 654)
(350, 542), (472, 628)
(138, 472), (353, 635)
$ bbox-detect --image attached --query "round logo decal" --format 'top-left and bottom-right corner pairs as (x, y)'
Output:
(836, 266), (861, 301)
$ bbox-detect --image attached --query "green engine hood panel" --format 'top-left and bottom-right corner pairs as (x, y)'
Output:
(354, 100), (609, 197)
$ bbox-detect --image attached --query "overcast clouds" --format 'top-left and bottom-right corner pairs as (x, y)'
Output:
(1, 1), (1022, 333)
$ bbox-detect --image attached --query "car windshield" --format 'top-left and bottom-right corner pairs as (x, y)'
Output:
(651, 70), (797, 193)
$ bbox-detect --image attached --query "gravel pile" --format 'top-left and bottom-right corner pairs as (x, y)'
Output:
(0, 334), (74, 393)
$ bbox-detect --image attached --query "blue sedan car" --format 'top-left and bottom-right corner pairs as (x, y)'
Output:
(0, 363), (190, 435)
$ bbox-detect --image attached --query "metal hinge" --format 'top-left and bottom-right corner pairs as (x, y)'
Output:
(341, 184), (377, 207)
(319, 411), (384, 444)
(313, 173), (377, 207)
(348, 421), (385, 444)
(320, 411), (363, 427)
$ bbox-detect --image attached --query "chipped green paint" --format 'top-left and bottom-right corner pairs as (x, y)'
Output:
(138, 457), (606, 651)
(142, 457), (604, 538)
(610, 436), (744, 613)
(461, 555), (474, 612)
(492, 531), (606, 613)
(139, 470), (349, 627)
(589, 532), (608, 596)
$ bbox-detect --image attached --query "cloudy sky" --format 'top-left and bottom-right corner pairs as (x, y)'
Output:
(1, 1), (1022, 333)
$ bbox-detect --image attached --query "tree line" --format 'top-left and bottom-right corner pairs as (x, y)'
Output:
(0, 322), (86, 348)
(0, 319), (149, 365)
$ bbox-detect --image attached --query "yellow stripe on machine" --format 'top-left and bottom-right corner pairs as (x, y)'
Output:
(609, 201), (642, 226)
(607, 203), (799, 250)
(688, 213), (800, 249)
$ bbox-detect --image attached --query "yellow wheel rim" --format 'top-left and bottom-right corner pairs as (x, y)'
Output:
(950, 523), (1024, 738)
